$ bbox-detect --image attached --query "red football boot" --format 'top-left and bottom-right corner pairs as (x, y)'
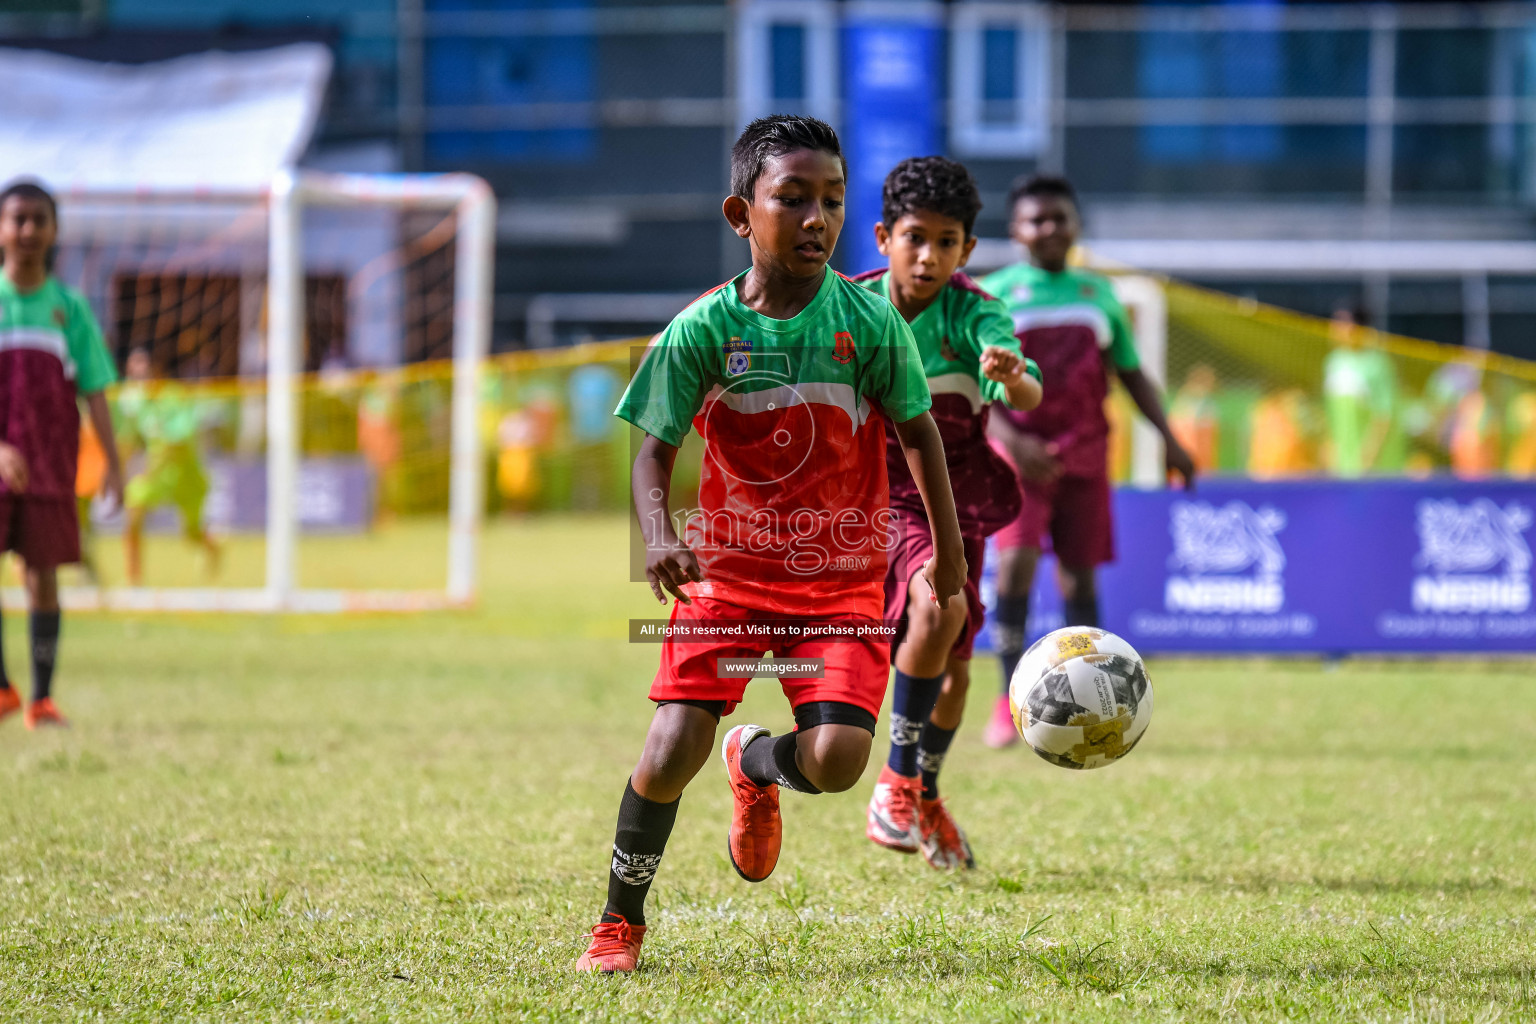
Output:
(865, 765), (921, 853)
(573, 915), (647, 974)
(0, 688), (20, 725)
(24, 697), (69, 731)
(918, 797), (975, 870)
(720, 724), (782, 883)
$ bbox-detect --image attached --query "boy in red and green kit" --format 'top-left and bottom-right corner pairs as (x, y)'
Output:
(0, 181), (124, 728)
(851, 157), (1041, 869)
(979, 175), (1194, 747)
(574, 116), (967, 973)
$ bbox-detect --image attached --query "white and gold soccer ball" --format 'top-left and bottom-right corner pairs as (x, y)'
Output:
(1008, 626), (1153, 770)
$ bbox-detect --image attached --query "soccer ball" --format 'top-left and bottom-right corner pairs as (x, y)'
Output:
(1008, 626), (1153, 770)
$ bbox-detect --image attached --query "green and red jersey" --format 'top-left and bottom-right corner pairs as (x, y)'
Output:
(979, 264), (1139, 479)
(0, 275), (117, 499)
(852, 269), (1040, 537)
(616, 268), (931, 618)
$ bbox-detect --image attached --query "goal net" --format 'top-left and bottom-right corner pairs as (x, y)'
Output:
(32, 171), (495, 612)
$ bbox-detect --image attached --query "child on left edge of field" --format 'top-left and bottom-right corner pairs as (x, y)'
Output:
(851, 157), (1042, 870)
(0, 180), (124, 729)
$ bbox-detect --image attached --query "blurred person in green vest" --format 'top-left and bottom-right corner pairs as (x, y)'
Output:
(1507, 388), (1536, 478)
(117, 348), (220, 585)
(1322, 303), (1405, 477)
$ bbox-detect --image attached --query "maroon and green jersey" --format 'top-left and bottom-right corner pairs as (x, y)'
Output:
(979, 264), (1139, 479)
(852, 269), (1040, 537)
(0, 275), (117, 499)
(616, 269), (931, 618)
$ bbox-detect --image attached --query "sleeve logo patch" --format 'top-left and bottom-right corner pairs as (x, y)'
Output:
(832, 331), (856, 364)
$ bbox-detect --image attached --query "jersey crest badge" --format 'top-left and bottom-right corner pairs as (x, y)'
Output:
(724, 336), (752, 376)
(1011, 285), (1032, 304)
(940, 335), (958, 362)
(53, 308), (67, 328)
(832, 331), (855, 364)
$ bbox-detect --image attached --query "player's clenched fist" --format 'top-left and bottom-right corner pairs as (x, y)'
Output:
(922, 548), (967, 610)
(0, 442), (29, 493)
(980, 346), (1044, 413)
(645, 540), (702, 606)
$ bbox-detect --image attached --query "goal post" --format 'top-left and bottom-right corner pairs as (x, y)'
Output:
(16, 170), (496, 613)
(265, 170), (495, 611)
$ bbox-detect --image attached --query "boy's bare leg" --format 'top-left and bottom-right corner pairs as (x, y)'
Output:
(125, 508), (146, 587)
(632, 703), (719, 803)
(792, 723), (872, 793)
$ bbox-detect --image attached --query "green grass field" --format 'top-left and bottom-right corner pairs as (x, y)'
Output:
(2, 516), (1534, 1022)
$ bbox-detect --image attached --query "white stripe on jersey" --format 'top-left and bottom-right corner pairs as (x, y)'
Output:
(1009, 303), (1112, 350)
(704, 381), (874, 433)
(927, 372), (982, 414)
(0, 326), (76, 379)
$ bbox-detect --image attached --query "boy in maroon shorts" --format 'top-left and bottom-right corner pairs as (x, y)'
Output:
(851, 157), (1041, 870)
(573, 116), (966, 973)
(0, 181), (124, 728)
(978, 176), (1194, 747)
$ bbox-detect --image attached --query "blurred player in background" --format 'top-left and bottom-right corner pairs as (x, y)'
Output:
(851, 157), (1041, 870)
(74, 415), (108, 584)
(0, 180), (123, 728)
(1323, 303), (1406, 478)
(117, 346), (220, 586)
(980, 175), (1194, 749)
(575, 116), (966, 974)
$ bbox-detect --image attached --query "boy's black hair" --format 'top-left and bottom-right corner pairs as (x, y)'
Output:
(881, 156), (983, 238)
(730, 115), (845, 200)
(0, 179), (60, 269)
(1007, 174), (1078, 214)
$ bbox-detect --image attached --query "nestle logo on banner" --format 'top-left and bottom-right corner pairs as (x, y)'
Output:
(1164, 501), (1286, 614)
(1412, 499), (1532, 614)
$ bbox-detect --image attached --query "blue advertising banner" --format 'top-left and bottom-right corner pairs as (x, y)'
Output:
(840, 9), (942, 277)
(980, 480), (1536, 654)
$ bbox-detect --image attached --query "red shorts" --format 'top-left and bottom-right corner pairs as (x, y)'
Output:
(650, 594), (891, 718)
(885, 515), (988, 661)
(991, 474), (1115, 568)
(0, 495), (81, 569)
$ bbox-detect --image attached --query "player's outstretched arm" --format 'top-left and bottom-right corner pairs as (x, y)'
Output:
(1116, 366), (1197, 490)
(632, 433), (701, 605)
(84, 392), (125, 512)
(890, 411), (967, 608)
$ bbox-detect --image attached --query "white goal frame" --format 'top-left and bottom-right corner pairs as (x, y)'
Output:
(27, 170), (496, 613)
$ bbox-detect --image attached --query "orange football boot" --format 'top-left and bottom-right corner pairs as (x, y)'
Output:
(865, 765), (921, 852)
(720, 724), (781, 882)
(0, 687), (20, 724)
(918, 797), (975, 870)
(573, 915), (647, 974)
(24, 697), (69, 730)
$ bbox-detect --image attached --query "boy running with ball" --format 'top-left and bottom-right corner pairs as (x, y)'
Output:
(0, 181), (124, 728)
(853, 157), (1042, 869)
(979, 176), (1194, 747)
(575, 116), (966, 973)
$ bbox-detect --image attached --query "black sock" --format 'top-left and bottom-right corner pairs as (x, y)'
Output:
(0, 605), (9, 690)
(602, 779), (680, 927)
(886, 670), (944, 776)
(918, 721), (958, 800)
(1065, 593), (1100, 630)
(740, 730), (821, 794)
(29, 611), (59, 703)
(994, 594), (1029, 695)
